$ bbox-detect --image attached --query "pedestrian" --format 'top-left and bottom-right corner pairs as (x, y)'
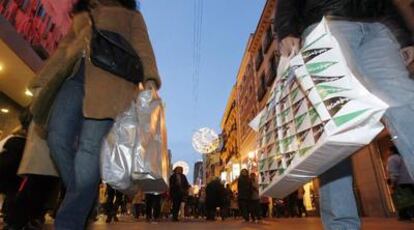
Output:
(105, 186), (123, 223)
(145, 193), (162, 223)
(275, 0), (414, 229)
(205, 177), (225, 221)
(260, 196), (270, 218)
(230, 192), (239, 219)
(249, 173), (261, 223)
(222, 184), (233, 220)
(198, 186), (206, 219)
(297, 187), (307, 217)
(387, 146), (414, 221)
(132, 191), (145, 220)
(28, 0), (161, 228)
(237, 169), (251, 222)
(287, 191), (299, 218)
(0, 112), (30, 229)
(169, 166), (190, 221)
(160, 193), (172, 219)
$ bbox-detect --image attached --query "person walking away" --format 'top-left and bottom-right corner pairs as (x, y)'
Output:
(105, 186), (123, 223)
(198, 187), (206, 219)
(260, 196), (270, 218)
(387, 146), (414, 221)
(275, 0), (414, 229)
(0, 113), (30, 229)
(160, 193), (172, 219)
(237, 169), (251, 222)
(145, 192), (162, 223)
(28, 0), (161, 229)
(297, 186), (308, 217)
(169, 166), (190, 221)
(205, 177), (225, 221)
(230, 192), (239, 219)
(249, 173), (261, 223)
(222, 184), (233, 220)
(132, 191), (145, 220)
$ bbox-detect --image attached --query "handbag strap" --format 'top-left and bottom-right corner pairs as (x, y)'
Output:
(87, 10), (97, 32)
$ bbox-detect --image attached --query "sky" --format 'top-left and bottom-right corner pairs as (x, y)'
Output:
(139, 0), (266, 183)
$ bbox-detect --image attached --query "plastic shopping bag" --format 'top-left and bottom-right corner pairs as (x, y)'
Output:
(101, 90), (169, 195)
(251, 18), (388, 198)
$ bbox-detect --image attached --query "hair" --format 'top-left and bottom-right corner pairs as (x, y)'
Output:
(72, 0), (137, 14)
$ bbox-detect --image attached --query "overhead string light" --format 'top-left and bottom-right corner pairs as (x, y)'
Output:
(192, 0), (204, 125)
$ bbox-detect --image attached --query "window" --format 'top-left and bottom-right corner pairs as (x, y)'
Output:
(258, 73), (266, 101)
(263, 27), (273, 53)
(266, 55), (278, 86)
(255, 47), (264, 71)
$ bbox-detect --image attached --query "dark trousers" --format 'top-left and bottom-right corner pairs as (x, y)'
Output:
(206, 206), (216, 220)
(145, 194), (161, 220)
(238, 199), (249, 221)
(171, 195), (183, 220)
(261, 203), (269, 218)
(5, 175), (59, 229)
(133, 203), (145, 219)
(106, 187), (123, 222)
(297, 198), (307, 217)
(397, 184), (414, 220)
(249, 199), (261, 221)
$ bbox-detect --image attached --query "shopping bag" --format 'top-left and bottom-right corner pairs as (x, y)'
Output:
(392, 186), (414, 210)
(101, 90), (169, 195)
(251, 18), (388, 198)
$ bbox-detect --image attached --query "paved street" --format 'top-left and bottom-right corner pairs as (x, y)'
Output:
(36, 217), (414, 230)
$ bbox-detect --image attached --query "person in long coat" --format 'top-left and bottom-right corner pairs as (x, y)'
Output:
(169, 167), (190, 221)
(205, 177), (225, 221)
(28, 0), (161, 229)
(237, 169), (252, 222)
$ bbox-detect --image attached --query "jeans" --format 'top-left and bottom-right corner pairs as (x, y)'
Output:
(303, 20), (414, 230)
(47, 63), (114, 230)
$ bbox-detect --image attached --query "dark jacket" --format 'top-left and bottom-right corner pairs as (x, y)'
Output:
(237, 175), (252, 200)
(0, 135), (26, 193)
(205, 179), (226, 208)
(275, 0), (412, 46)
(169, 173), (190, 199)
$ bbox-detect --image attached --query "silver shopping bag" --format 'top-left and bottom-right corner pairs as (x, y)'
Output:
(101, 90), (169, 195)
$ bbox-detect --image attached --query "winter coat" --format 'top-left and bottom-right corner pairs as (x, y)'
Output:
(0, 134), (26, 193)
(205, 179), (226, 209)
(169, 173), (190, 199)
(30, 0), (161, 128)
(17, 122), (59, 177)
(237, 175), (252, 201)
(275, 0), (411, 43)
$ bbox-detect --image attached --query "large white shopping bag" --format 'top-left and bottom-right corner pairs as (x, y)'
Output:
(252, 18), (388, 198)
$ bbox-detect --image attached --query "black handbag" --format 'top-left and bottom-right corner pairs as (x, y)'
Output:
(87, 11), (143, 84)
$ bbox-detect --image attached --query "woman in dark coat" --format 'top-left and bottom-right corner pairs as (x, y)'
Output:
(169, 166), (190, 221)
(205, 177), (226, 221)
(237, 169), (252, 222)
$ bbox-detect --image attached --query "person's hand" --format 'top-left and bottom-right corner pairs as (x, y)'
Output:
(401, 46), (414, 65)
(279, 36), (301, 57)
(144, 80), (157, 91)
